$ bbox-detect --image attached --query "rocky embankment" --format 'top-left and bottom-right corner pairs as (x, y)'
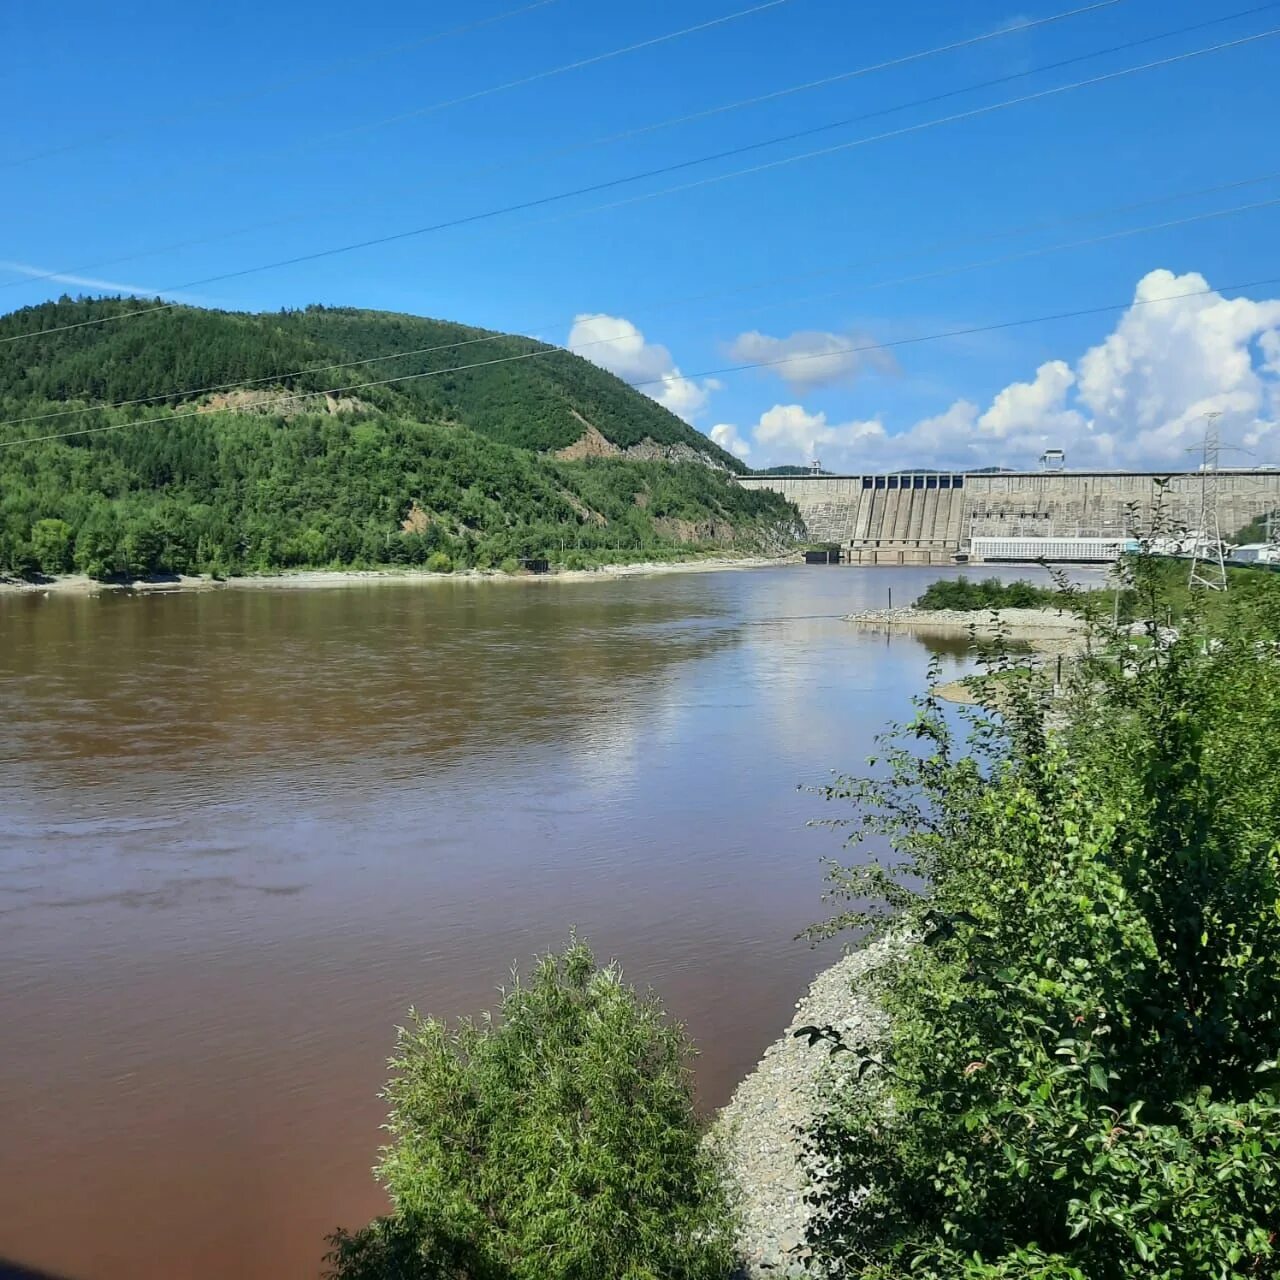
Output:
(847, 604), (1085, 635)
(847, 606), (1087, 654)
(713, 937), (905, 1278)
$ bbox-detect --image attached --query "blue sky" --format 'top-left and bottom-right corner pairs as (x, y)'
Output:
(3, 0), (1279, 469)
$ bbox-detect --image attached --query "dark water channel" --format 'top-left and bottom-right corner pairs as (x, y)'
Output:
(0, 564), (1097, 1280)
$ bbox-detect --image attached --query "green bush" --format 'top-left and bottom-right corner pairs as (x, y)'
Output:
(913, 575), (1067, 612)
(424, 552), (453, 574)
(805, 558), (1280, 1278)
(327, 939), (735, 1280)
(498, 557), (519, 575)
(30, 517), (73, 574)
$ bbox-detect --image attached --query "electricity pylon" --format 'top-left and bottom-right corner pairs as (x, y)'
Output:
(1189, 411), (1228, 591)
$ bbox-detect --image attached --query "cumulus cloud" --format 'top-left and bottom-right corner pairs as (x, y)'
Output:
(726, 327), (896, 391)
(567, 313), (718, 421)
(751, 403), (886, 460)
(977, 360), (1086, 442)
(709, 422), (751, 459)
(1073, 269), (1280, 464)
(745, 270), (1280, 472)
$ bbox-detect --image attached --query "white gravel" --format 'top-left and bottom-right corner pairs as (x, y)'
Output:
(712, 936), (907, 1278)
(846, 605), (1085, 632)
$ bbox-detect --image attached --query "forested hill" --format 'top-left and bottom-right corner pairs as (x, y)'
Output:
(0, 298), (737, 463)
(0, 298), (801, 580)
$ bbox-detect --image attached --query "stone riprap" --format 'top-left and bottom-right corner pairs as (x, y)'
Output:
(713, 937), (906, 1278)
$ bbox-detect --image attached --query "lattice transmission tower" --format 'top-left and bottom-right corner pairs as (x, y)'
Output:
(1189, 411), (1228, 591)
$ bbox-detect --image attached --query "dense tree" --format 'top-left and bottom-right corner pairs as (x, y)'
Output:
(804, 559), (1280, 1277)
(326, 940), (735, 1280)
(0, 300), (801, 579)
(29, 517), (72, 573)
(0, 297), (745, 463)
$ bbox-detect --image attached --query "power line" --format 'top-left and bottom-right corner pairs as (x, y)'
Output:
(10, 0), (798, 206)
(0, 0), (1125, 294)
(510, 23), (1280, 236)
(1, 0), (564, 168)
(7, 22), (1276, 348)
(296, 0), (798, 152)
(4, 275), (1276, 451)
(630, 169), (1280, 312)
(6, 186), (1277, 432)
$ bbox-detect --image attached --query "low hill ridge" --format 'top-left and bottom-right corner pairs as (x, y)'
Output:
(0, 298), (739, 468)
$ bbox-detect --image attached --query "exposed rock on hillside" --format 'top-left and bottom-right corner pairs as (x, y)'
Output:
(554, 417), (730, 470)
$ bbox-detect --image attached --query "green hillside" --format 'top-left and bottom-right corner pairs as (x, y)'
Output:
(0, 298), (739, 461)
(0, 298), (801, 580)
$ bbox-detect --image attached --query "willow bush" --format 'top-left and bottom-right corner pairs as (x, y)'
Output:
(805, 554), (1280, 1278)
(327, 939), (735, 1280)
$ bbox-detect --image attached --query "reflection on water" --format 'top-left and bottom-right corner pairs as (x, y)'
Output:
(0, 564), (1099, 1280)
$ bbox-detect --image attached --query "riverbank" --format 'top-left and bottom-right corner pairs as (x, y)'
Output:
(714, 936), (906, 1278)
(0, 555), (794, 597)
(847, 605), (1087, 651)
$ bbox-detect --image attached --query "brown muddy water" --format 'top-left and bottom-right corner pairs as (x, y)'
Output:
(0, 564), (1100, 1280)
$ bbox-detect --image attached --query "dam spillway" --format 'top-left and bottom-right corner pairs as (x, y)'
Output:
(737, 470), (1280, 564)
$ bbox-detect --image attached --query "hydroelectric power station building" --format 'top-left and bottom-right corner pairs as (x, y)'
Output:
(736, 468), (1280, 564)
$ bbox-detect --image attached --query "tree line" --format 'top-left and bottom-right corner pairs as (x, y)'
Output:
(0, 405), (796, 579)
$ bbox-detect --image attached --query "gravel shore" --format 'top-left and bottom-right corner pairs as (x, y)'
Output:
(847, 606), (1089, 661)
(0, 556), (794, 597)
(713, 937), (906, 1278)
(846, 604), (1085, 635)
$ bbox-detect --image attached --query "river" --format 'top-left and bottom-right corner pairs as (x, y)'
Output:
(0, 563), (1093, 1280)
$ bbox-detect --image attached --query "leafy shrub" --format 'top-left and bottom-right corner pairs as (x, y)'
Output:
(30, 517), (73, 574)
(424, 552), (453, 574)
(805, 557), (1280, 1278)
(327, 939), (735, 1280)
(913, 575), (1067, 612)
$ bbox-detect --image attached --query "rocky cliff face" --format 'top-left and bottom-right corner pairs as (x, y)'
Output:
(554, 418), (730, 471)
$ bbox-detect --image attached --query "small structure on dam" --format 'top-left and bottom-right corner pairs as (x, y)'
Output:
(737, 469), (1280, 565)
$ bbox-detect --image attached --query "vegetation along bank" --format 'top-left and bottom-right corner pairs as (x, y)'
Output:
(317, 551), (1280, 1277)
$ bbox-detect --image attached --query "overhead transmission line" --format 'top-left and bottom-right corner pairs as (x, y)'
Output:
(0, 0), (1125, 294)
(0, 0), (564, 168)
(4, 275), (1277, 452)
(507, 20), (1280, 236)
(294, 0), (798, 151)
(7, 21), (1277, 348)
(6, 183), (1278, 433)
(16, 0), (798, 210)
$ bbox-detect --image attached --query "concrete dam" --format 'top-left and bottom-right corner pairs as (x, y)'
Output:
(737, 470), (1280, 564)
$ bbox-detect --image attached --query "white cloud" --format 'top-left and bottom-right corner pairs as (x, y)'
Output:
(726, 328), (896, 391)
(745, 270), (1280, 472)
(0, 259), (177, 298)
(752, 403), (886, 461)
(977, 360), (1086, 441)
(567, 313), (717, 421)
(1073, 269), (1280, 465)
(989, 12), (1032, 35)
(1259, 329), (1280, 377)
(709, 422), (751, 459)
